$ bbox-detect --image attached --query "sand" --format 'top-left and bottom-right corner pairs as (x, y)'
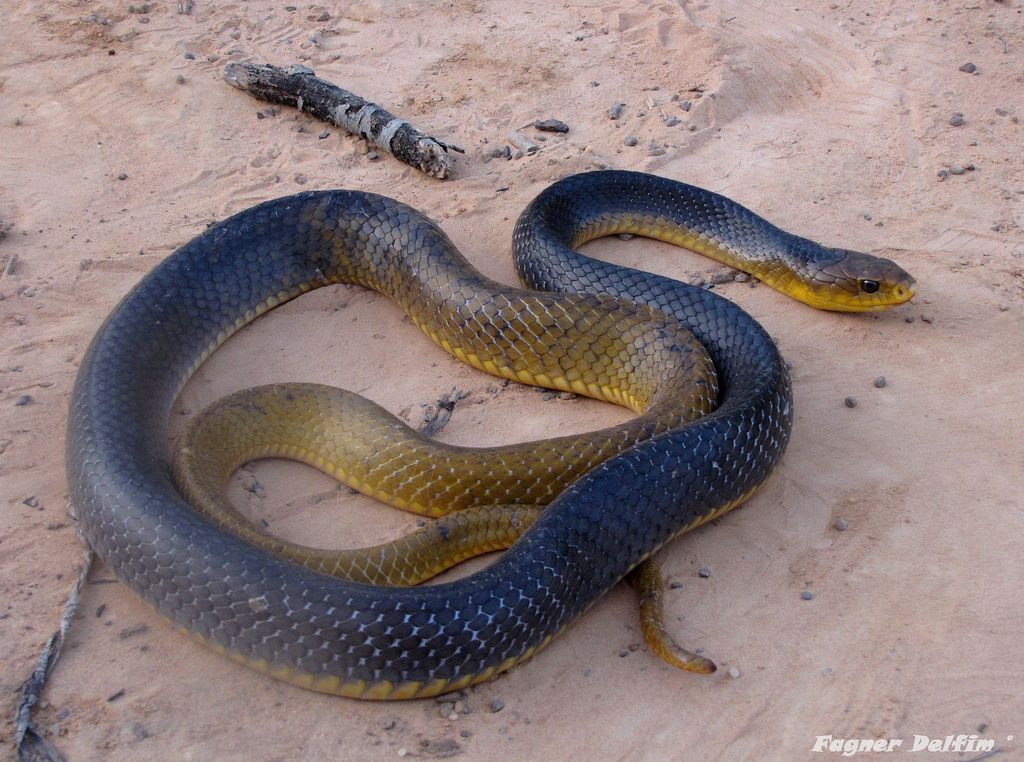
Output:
(2, 1), (1023, 759)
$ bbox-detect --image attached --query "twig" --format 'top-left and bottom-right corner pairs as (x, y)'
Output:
(419, 388), (468, 436)
(15, 548), (95, 762)
(2, 254), (17, 278)
(224, 62), (461, 179)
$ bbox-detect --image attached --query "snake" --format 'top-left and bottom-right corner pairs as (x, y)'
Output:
(66, 170), (916, 699)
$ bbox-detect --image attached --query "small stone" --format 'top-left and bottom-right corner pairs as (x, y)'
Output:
(618, 233), (634, 241)
(648, 145), (666, 156)
(679, 100), (691, 112)
(802, 591), (814, 600)
(618, 649), (629, 657)
(904, 315), (914, 323)
(623, 135), (638, 147)
(949, 113), (966, 127)
(711, 271), (734, 285)
(727, 666), (741, 679)
(23, 496), (39, 508)
(873, 376), (887, 388)
(663, 115), (680, 127)
(175, 75), (186, 84)
(15, 394), (33, 406)
(958, 62), (977, 73)
(460, 729), (472, 739)
(366, 151), (379, 161)
(116, 173), (128, 181)
(294, 173), (308, 185)
(949, 165), (965, 175)
(534, 118), (569, 133)
(106, 689), (126, 702)
(920, 314), (933, 324)
(489, 697), (505, 713)
(833, 518), (849, 531)
(285, 5), (297, 10)
(382, 719), (396, 731)
(698, 566), (711, 578)
(206, 54), (219, 63)
(439, 702), (455, 719)
(397, 748), (407, 757)
(734, 272), (750, 282)
(937, 169), (949, 181)
(318, 129), (330, 139)
(999, 304), (1009, 312)
(184, 52), (195, 59)
(669, 581), (683, 590)
(608, 103), (625, 120)
(316, 11), (330, 21)
(844, 396), (857, 408)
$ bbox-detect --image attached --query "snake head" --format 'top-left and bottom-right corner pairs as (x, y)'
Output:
(801, 247), (917, 312)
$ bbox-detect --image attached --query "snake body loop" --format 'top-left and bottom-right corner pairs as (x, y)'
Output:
(66, 171), (914, 698)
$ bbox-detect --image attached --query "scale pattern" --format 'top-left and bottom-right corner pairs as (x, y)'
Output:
(67, 171), (794, 699)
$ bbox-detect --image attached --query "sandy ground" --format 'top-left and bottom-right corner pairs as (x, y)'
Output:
(2, 0), (1023, 759)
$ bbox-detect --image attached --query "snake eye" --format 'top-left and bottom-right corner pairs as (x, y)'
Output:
(858, 279), (880, 294)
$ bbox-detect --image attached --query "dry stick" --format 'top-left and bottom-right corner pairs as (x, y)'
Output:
(224, 62), (462, 179)
(15, 548), (95, 762)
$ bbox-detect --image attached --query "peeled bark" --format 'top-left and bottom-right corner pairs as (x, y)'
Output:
(224, 62), (460, 179)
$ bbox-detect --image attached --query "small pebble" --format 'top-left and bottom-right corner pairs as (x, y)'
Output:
(949, 165), (965, 175)
(23, 496), (39, 508)
(106, 689), (126, 702)
(382, 719), (396, 731)
(844, 396), (857, 408)
(663, 115), (680, 127)
(904, 315), (914, 323)
(175, 75), (186, 84)
(648, 145), (666, 156)
(623, 135), (638, 147)
(669, 581), (683, 590)
(735, 272), (750, 283)
(873, 376), (887, 388)
(206, 54), (219, 63)
(116, 173), (128, 181)
(14, 394), (32, 406)
(949, 113), (966, 127)
(534, 118), (569, 133)
(679, 100), (691, 112)
(460, 729), (472, 738)
(608, 103), (625, 120)
(618, 649), (629, 657)
(294, 173), (308, 185)
(316, 10), (330, 21)
(936, 169), (949, 181)
(489, 697), (505, 713)
(439, 702), (455, 719)
(958, 62), (977, 73)
(802, 591), (814, 600)
(999, 304), (1009, 312)
(833, 518), (849, 531)
(698, 566), (711, 578)
(184, 52), (195, 59)
(618, 233), (634, 240)
(728, 666), (741, 679)
(366, 151), (379, 160)
(920, 314), (933, 324)
(318, 129), (330, 139)
(397, 748), (407, 757)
